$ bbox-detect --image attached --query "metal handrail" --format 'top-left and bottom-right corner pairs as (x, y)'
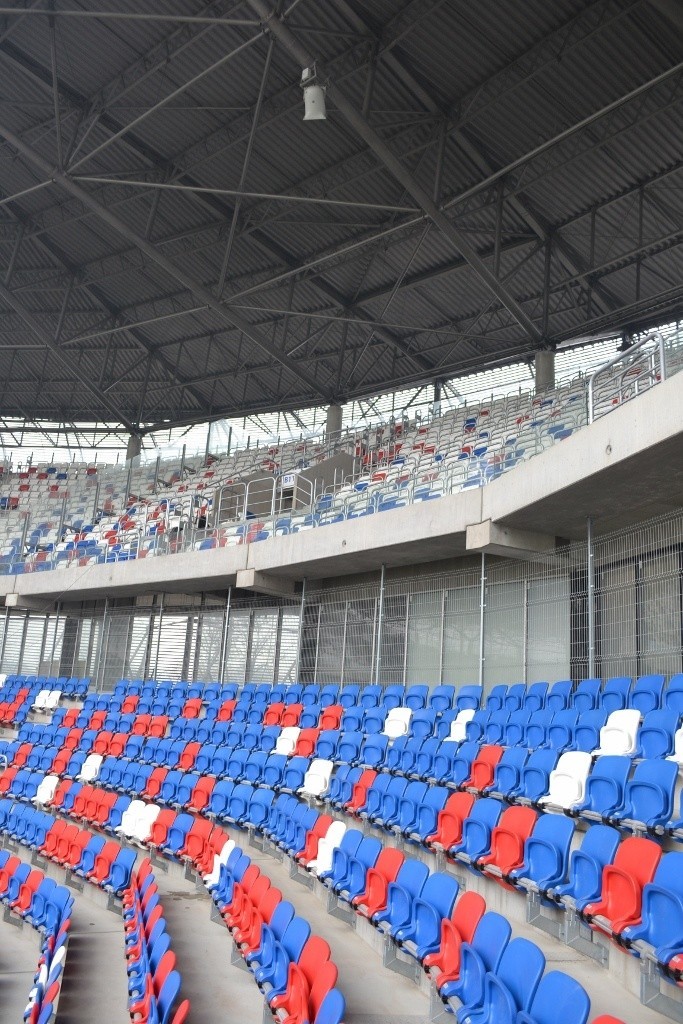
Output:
(587, 331), (665, 423)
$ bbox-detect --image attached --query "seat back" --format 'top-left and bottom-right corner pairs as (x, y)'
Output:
(525, 970), (591, 1024)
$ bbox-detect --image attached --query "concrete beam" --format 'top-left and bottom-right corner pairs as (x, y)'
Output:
(235, 569), (296, 597)
(4, 593), (56, 612)
(466, 519), (555, 559)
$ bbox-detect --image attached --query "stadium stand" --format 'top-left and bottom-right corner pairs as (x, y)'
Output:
(1, 5), (682, 1023)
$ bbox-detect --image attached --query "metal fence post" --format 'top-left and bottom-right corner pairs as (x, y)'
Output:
(478, 552), (486, 688)
(294, 578), (306, 684)
(375, 563), (386, 685)
(587, 516), (596, 677)
(152, 594), (164, 681)
(218, 587), (231, 683)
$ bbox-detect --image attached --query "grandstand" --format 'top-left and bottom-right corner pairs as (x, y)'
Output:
(0, 3), (682, 1024)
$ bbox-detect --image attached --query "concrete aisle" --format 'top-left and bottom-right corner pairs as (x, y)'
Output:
(154, 866), (264, 1024)
(246, 843), (430, 1024)
(55, 890), (129, 1024)
(0, 910), (43, 1022)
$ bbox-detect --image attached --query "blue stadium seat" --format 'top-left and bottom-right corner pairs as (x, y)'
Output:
(405, 685), (429, 710)
(503, 710), (531, 747)
(524, 710), (554, 749)
(523, 682), (548, 713)
(504, 683), (526, 713)
(576, 755), (631, 823)
(629, 673), (665, 715)
(616, 758), (678, 830)
(550, 824), (621, 912)
(570, 678), (601, 713)
(571, 710), (608, 752)
(485, 686), (508, 712)
(451, 798), (503, 864)
(486, 747), (528, 800)
(545, 709), (579, 752)
(456, 936), (545, 1024)
(509, 750), (558, 805)
(394, 871), (459, 960)
(429, 686), (456, 712)
(664, 673), (683, 715)
(516, 970), (591, 1024)
(509, 814), (575, 893)
(455, 685), (482, 712)
(546, 680), (573, 713)
(600, 676), (632, 713)
(373, 858), (430, 935)
(439, 911), (511, 1003)
(637, 709), (678, 759)
(622, 852), (683, 963)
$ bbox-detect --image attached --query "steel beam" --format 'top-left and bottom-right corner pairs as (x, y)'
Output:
(0, 278), (136, 429)
(0, 124), (333, 403)
(247, 0), (541, 341)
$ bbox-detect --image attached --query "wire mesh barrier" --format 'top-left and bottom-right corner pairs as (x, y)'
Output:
(0, 507), (681, 691)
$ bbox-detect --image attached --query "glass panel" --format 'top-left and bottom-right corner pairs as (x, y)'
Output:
(247, 610), (278, 683)
(483, 579), (524, 687)
(527, 574), (571, 682)
(225, 610), (250, 684)
(443, 583), (480, 685)
(406, 591), (441, 685)
(640, 551), (683, 674)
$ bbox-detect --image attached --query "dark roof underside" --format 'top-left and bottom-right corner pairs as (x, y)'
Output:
(0, 0), (681, 432)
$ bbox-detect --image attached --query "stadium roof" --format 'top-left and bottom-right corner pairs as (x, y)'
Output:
(0, 0), (681, 433)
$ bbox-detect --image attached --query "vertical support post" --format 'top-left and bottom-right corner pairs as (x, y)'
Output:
(124, 458), (133, 508)
(204, 421), (212, 464)
(478, 553), (486, 689)
(227, 425), (232, 456)
(95, 598), (109, 693)
(439, 588), (446, 684)
(340, 599), (348, 684)
(0, 605), (10, 670)
(402, 595), (410, 685)
(153, 593), (164, 681)
(375, 563), (386, 686)
(92, 480), (100, 524)
(49, 601), (61, 674)
(294, 578), (306, 684)
(218, 587), (231, 683)
(153, 455), (160, 494)
(528, 581), (532, 684)
(587, 516), (596, 678)
(179, 444), (186, 480)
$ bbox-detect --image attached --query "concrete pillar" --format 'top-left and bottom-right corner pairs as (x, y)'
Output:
(325, 404), (343, 442)
(433, 380), (442, 418)
(535, 349), (555, 393)
(126, 433), (142, 461)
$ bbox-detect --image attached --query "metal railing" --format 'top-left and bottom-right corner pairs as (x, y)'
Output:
(588, 331), (666, 423)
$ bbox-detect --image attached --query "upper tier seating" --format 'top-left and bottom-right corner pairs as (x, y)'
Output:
(4, 329), (681, 578)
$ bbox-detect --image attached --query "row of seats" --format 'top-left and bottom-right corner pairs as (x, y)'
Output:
(0, 800), (137, 895)
(0, 853), (72, 1024)
(6, 716), (643, 1019)
(105, 673), (683, 715)
(6, 772), (347, 1024)
(206, 841), (345, 1024)
(123, 858), (189, 1024)
(8, 738), (681, 1005)
(3, 674), (89, 699)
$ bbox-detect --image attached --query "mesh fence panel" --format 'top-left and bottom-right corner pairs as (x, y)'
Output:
(1, 508), (681, 690)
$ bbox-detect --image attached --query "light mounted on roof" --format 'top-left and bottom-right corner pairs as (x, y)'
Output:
(301, 65), (327, 121)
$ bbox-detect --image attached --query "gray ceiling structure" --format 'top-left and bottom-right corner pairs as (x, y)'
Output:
(0, 0), (681, 436)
